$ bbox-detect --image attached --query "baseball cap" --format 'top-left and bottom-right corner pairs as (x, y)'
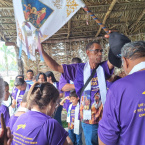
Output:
(108, 32), (131, 68)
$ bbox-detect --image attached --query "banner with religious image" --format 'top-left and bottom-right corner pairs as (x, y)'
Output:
(13, 0), (85, 61)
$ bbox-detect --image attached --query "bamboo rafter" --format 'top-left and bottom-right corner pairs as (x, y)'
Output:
(129, 9), (145, 32)
(95, 0), (117, 37)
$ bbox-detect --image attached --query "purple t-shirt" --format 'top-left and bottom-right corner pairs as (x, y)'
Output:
(8, 115), (18, 130)
(12, 111), (68, 145)
(12, 84), (31, 108)
(59, 74), (71, 111)
(98, 70), (145, 145)
(0, 104), (10, 127)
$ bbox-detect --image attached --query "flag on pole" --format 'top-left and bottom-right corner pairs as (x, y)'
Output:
(13, 0), (85, 61)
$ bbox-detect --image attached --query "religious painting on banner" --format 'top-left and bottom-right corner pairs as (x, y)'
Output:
(22, 0), (53, 29)
(13, 0), (85, 61)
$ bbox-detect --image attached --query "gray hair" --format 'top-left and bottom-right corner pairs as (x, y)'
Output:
(86, 41), (100, 51)
(121, 41), (145, 60)
(0, 75), (4, 105)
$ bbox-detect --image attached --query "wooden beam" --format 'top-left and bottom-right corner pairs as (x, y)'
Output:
(2, 29), (16, 32)
(0, 7), (13, 9)
(67, 20), (71, 39)
(132, 23), (145, 33)
(88, 1), (145, 8)
(43, 36), (104, 44)
(0, 17), (14, 19)
(5, 42), (16, 46)
(129, 9), (145, 31)
(95, 0), (117, 37)
(0, 23), (15, 25)
(0, 0), (12, 5)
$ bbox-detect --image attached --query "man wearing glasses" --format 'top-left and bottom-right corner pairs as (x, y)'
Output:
(41, 40), (114, 145)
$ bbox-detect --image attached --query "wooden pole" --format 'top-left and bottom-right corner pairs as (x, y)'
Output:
(95, 0), (117, 37)
(83, 6), (109, 34)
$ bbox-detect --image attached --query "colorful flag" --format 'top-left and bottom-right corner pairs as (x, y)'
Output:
(13, 0), (85, 61)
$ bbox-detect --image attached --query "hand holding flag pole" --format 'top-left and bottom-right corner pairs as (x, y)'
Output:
(76, 0), (109, 34)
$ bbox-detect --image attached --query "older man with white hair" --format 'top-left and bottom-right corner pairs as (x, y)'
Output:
(0, 75), (13, 145)
(98, 41), (145, 145)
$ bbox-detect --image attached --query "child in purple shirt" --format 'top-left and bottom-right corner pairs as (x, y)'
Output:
(12, 82), (72, 145)
(0, 81), (10, 128)
(60, 90), (82, 145)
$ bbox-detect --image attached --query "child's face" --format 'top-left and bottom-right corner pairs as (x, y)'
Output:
(70, 96), (79, 105)
(38, 75), (45, 83)
(16, 84), (26, 91)
(47, 77), (52, 83)
(4, 86), (10, 101)
(27, 72), (34, 80)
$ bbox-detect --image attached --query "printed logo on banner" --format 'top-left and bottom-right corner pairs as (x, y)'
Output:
(22, 0), (54, 28)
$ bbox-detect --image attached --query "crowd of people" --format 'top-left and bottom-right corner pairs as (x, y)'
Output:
(0, 31), (145, 145)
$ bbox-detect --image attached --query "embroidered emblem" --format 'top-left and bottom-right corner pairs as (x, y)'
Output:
(53, 0), (62, 9)
(66, 0), (79, 17)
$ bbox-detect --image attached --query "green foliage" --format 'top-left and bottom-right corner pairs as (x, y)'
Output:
(9, 80), (15, 92)
(0, 44), (17, 74)
(62, 120), (68, 128)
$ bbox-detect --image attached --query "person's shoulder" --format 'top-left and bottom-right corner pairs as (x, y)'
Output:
(43, 117), (63, 129)
(9, 115), (18, 122)
(63, 63), (85, 67)
(77, 63), (86, 69)
(109, 75), (133, 92)
(0, 104), (8, 112)
(11, 114), (18, 119)
(99, 61), (108, 67)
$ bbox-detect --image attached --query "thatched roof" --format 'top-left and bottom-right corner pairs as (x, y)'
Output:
(0, 0), (145, 43)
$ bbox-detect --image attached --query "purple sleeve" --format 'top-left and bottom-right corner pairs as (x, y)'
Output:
(46, 119), (69, 145)
(4, 107), (10, 126)
(74, 64), (85, 98)
(98, 89), (120, 145)
(0, 106), (10, 127)
(62, 63), (78, 81)
(59, 74), (69, 91)
(56, 82), (63, 94)
(101, 61), (114, 79)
